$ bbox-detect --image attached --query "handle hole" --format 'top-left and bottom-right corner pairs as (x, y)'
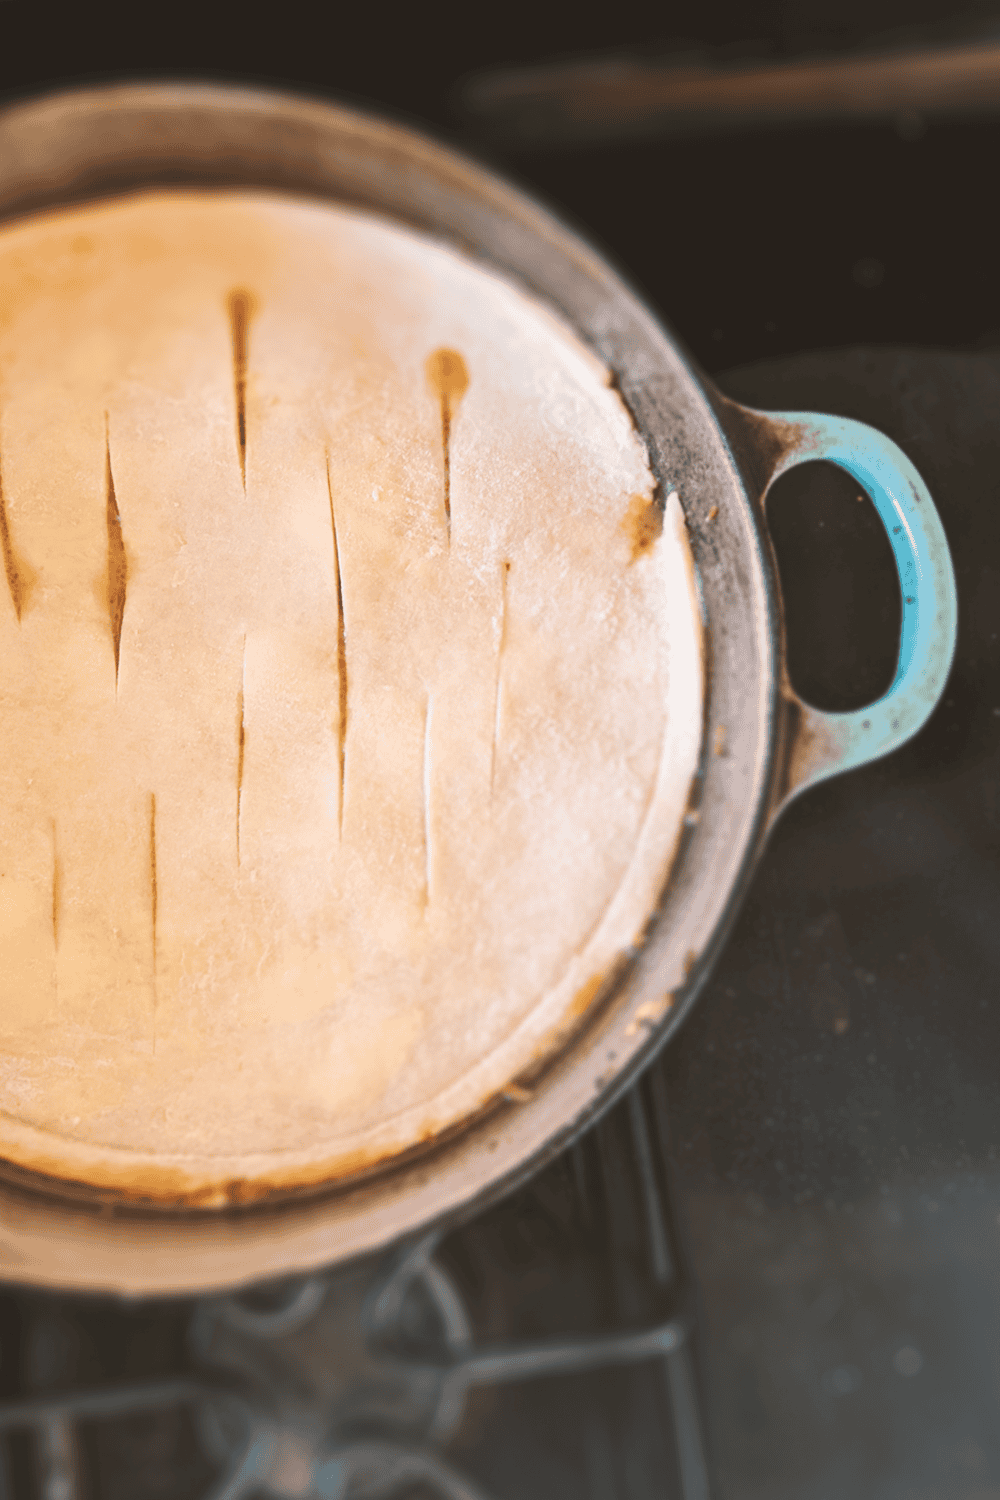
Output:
(766, 460), (901, 713)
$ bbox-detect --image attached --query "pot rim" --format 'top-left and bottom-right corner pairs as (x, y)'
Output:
(0, 80), (782, 1294)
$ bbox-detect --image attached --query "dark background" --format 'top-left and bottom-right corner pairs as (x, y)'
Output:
(3, 0), (1000, 375)
(3, 4), (1000, 1497)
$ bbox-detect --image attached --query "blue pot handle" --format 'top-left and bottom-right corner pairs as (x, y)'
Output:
(751, 408), (958, 809)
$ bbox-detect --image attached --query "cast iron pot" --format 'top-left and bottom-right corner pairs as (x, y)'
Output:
(0, 82), (957, 1294)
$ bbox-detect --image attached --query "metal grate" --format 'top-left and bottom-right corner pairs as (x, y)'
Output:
(0, 1064), (711, 1500)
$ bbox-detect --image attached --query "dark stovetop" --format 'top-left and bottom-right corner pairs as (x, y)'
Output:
(2, 10), (1000, 1498)
(667, 345), (1000, 1498)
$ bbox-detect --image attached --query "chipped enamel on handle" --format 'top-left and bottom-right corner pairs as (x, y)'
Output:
(759, 410), (958, 810)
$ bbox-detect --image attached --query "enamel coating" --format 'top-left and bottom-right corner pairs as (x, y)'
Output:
(765, 410), (958, 801)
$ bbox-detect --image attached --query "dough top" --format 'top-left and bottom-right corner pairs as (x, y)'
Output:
(0, 190), (702, 1204)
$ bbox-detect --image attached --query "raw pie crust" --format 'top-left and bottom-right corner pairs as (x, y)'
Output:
(0, 191), (703, 1205)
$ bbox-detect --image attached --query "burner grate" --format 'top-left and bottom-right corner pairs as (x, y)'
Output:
(0, 1066), (711, 1500)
